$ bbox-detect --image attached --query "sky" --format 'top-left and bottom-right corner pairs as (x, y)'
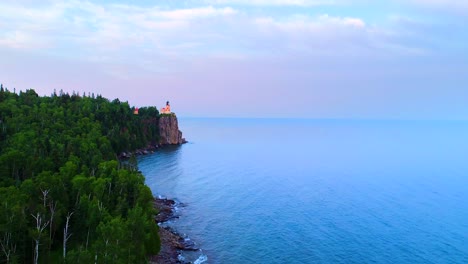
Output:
(0, 0), (467, 119)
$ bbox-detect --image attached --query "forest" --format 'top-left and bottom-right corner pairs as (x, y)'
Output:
(0, 84), (161, 263)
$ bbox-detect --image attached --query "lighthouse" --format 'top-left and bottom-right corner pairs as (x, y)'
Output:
(160, 101), (171, 114)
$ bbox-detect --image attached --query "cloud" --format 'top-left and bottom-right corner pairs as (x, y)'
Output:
(0, 1), (442, 78)
(156, 6), (237, 20)
(409, 0), (468, 14)
(205, 0), (338, 6)
(1, 1), (467, 119)
(410, 0), (468, 9)
(1, 3), (224, 53)
(249, 14), (426, 57)
(0, 31), (40, 49)
(0, 2), (66, 49)
(211, 0), (468, 10)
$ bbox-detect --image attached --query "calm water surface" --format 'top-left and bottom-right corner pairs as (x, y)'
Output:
(139, 118), (468, 263)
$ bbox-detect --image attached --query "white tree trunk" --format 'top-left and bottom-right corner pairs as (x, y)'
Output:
(32, 213), (49, 264)
(63, 212), (73, 259)
(34, 239), (39, 264)
(0, 232), (14, 264)
(40, 189), (49, 208)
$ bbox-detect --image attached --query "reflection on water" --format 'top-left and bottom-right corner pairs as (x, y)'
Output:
(139, 145), (183, 196)
(139, 118), (468, 263)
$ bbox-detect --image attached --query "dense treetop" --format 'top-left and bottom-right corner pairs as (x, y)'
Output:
(0, 85), (161, 263)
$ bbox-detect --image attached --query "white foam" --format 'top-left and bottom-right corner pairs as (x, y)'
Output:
(177, 254), (185, 262)
(194, 254), (208, 264)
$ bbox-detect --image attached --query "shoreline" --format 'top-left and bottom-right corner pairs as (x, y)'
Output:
(118, 143), (163, 159)
(119, 141), (188, 159)
(150, 197), (203, 264)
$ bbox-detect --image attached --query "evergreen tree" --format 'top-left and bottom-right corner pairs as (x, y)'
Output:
(0, 86), (161, 262)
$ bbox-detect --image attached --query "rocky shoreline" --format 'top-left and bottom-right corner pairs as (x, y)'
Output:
(150, 198), (200, 264)
(119, 112), (187, 159)
(118, 143), (161, 159)
(126, 112), (193, 262)
(118, 140), (187, 160)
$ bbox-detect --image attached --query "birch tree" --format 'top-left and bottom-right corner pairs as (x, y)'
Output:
(31, 213), (49, 264)
(63, 212), (73, 259)
(0, 232), (15, 264)
(0, 187), (26, 264)
(40, 188), (49, 208)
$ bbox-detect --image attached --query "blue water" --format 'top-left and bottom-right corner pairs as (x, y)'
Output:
(139, 118), (468, 263)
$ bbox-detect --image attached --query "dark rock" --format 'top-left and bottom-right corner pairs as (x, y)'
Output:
(178, 237), (199, 251)
(151, 197), (199, 263)
(150, 227), (183, 264)
(153, 198), (177, 223)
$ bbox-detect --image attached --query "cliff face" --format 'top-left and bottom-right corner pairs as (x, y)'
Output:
(158, 114), (186, 145)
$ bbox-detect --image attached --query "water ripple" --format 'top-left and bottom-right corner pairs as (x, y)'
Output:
(140, 119), (468, 263)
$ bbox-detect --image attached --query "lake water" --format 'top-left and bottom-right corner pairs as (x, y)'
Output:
(139, 118), (468, 263)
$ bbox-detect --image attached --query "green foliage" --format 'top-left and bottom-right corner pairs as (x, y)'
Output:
(0, 86), (161, 263)
(159, 113), (175, 117)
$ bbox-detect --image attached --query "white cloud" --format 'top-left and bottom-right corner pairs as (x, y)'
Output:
(211, 0), (468, 9)
(318, 14), (366, 27)
(0, 31), (36, 49)
(206, 0), (338, 6)
(251, 15), (377, 56)
(255, 14), (366, 31)
(409, 0), (468, 13)
(411, 0), (468, 8)
(0, 0), (431, 73)
(0, 2), (238, 54)
(156, 6), (237, 20)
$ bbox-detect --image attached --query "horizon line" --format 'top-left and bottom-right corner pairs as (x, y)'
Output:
(176, 116), (468, 122)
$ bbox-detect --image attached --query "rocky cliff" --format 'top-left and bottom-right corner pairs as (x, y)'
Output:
(158, 114), (186, 145)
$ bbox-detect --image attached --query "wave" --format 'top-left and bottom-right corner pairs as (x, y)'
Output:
(194, 253), (208, 264)
(177, 254), (185, 262)
(178, 250), (207, 264)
